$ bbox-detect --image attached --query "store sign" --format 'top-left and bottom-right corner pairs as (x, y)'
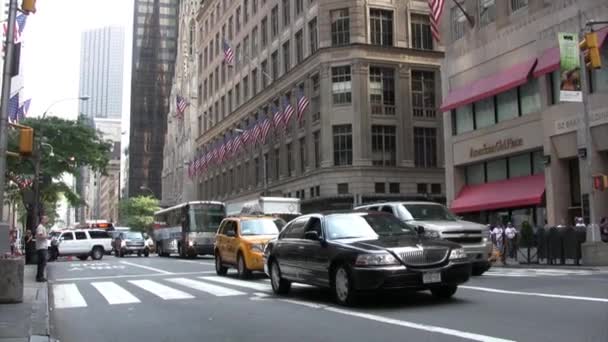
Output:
(558, 32), (583, 103)
(469, 138), (524, 158)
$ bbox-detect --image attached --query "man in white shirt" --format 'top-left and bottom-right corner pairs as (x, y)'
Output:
(35, 216), (50, 282)
(505, 223), (518, 260)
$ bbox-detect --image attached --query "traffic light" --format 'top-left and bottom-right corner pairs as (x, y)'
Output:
(593, 174), (608, 191)
(21, 0), (36, 14)
(579, 31), (602, 69)
(18, 127), (33, 156)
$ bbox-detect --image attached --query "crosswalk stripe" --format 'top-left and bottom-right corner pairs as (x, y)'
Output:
(165, 278), (246, 297)
(53, 284), (87, 309)
(91, 282), (141, 305)
(201, 276), (272, 291)
(128, 280), (195, 300)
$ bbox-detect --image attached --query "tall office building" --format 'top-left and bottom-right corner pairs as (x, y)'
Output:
(128, 0), (180, 199)
(79, 26), (125, 119)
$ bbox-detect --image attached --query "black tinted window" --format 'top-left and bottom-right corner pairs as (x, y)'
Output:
(326, 213), (415, 240)
(61, 233), (73, 240)
(282, 218), (308, 239)
(75, 232), (87, 240)
(89, 231), (110, 239)
(381, 206), (394, 214)
(304, 217), (322, 235)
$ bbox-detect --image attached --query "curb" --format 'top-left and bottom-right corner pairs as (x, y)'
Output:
(28, 265), (51, 342)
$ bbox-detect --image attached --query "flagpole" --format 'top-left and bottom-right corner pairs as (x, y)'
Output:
(450, 0), (474, 27)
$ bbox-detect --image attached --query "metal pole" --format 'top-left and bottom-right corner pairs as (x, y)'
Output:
(0, 0), (18, 221)
(263, 152), (268, 196)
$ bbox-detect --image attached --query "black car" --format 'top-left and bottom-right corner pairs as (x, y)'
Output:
(115, 231), (149, 257)
(263, 211), (472, 306)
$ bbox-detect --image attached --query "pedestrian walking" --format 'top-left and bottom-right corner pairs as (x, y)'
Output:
(492, 225), (506, 264)
(505, 222), (518, 260)
(35, 216), (50, 282)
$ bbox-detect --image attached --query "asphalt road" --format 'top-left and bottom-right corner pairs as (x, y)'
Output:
(46, 254), (608, 342)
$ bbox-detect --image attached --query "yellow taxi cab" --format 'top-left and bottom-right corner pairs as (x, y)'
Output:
(214, 215), (286, 278)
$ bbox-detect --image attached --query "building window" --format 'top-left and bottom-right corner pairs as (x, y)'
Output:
(315, 185), (320, 197)
(221, 96), (226, 118)
(454, 104), (474, 134)
(271, 51), (279, 80)
(370, 9), (393, 46)
(479, 0), (496, 26)
(252, 69), (258, 95)
(228, 16), (234, 40)
(487, 159), (507, 182)
(313, 131), (320, 168)
(282, 40), (291, 74)
(417, 183), (427, 194)
(369, 67), (395, 115)
(254, 157), (260, 184)
(497, 88), (518, 122)
(337, 183), (349, 194)
(286, 143), (293, 176)
(264, 153), (269, 184)
(411, 14), (432, 50)
(331, 9), (350, 46)
(389, 183), (400, 194)
(309, 18), (318, 54)
(509, 154), (531, 178)
(243, 75), (249, 100)
(295, 0), (303, 16)
(274, 148), (280, 179)
(271, 5), (279, 38)
(412, 70), (436, 118)
(236, 6), (241, 33)
(244, 0), (249, 23)
(261, 17), (268, 47)
(431, 183), (441, 194)
(474, 97), (495, 129)
(252, 0), (257, 15)
(451, 4), (466, 40)
(465, 163), (485, 185)
(510, 0), (528, 13)
(371, 125), (396, 166)
(414, 127), (437, 168)
(227, 90), (233, 114)
(333, 125), (353, 166)
(261, 60), (269, 87)
(295, 30), (303, 63)
(592, 45), (608, 92)
(235, 82), (241, 106)
(520, 79), (541, 115)
(375, 183), (386, 193)
(282, 0), (290, 27)
(197, 115), (202, 136)
(251, 26), (258, 55)
(332, 66), (352, 104)
(299, 137), (307, 173)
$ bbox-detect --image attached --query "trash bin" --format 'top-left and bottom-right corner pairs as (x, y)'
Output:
(547, 227), (562, 264)
(562, 227), (578, 262)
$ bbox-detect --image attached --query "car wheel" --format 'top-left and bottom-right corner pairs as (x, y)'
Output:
(333, 265), (356, 306)
(237, 253), (251, 279)
(91, 247), (104, 261)
(144, 249), (149, 257)
(430, 285), (458, 299)
(472, 265), (489, 276)
(77, 255), (88, 261)
(215, 252), (228, 275)
(270, 260), (291, 295)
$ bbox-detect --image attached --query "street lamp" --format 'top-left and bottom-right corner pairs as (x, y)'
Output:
(41, 96), (90, 119)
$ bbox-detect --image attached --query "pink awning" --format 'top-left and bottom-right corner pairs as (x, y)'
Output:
(534, 26), (608, 78)
(440, 58), (537, 112)
(451, 174), (545, 214)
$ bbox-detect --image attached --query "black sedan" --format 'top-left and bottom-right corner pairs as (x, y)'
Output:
(263, 211), (472, 305)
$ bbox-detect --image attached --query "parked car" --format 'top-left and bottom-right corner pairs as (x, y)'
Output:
(215, 215), (285, 278)
(50, 229), (112, 261)
(263, 211), (472, 306)
(114, 231), (149, 257)
(355, 202), (492, 276)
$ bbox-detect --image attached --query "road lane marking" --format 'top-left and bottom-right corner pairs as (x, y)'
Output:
(280, 298), (326, 309)
(53, 271), (217, 282)
(91, 282), (141, 305)
(165, 278), (246, 297)
(324, 307), (516, 342)
(119, 261), (173, 274)
(128, 280), (195, 300)
(173, 259), (215, 265)
(201, 276), (271, 291)
(52, 284), (87, 309)
(460, 286), (608, 303)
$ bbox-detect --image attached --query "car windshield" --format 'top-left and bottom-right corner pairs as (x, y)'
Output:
(125, 232), (143, 240)
(240, 219), (283, 236)
(326, 214), (416, 240)
(401, 204), (457, 221)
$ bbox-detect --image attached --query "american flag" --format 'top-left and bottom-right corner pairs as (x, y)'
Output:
(271, 105), (283, 131)
(252, 121), (263, 145)
(428, 0), (445, 42)
(296, 88), (310, 123)
(233, 133), (244, 153)
(188, 163), (194, 178)
(3, 14), (27, 44)
(7, 93), (19, 124)
(226, 134), (235, 157)
(223, 40), (235, 66)
(176, 95), (189, 117)
(241, 125), (252, 146)
(17, 99), (31, 122)
(282, 96), (295, 127)
(260, 117), (272, 143)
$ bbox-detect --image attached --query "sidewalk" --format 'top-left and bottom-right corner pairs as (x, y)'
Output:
(0, 265), (50, 342)
(490, 261), (608, 272)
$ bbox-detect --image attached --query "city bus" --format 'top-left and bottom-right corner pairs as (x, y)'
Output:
(153, 201), (226, 258)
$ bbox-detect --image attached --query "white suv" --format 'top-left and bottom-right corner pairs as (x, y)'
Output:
(51, 229), (113, 261)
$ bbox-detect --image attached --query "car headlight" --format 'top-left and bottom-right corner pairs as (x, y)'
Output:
(483, 230), (491, 243)
(355, 253), (399, 266)
(449, 248), (467, 260)
(424, 230), (440, 239)
(250, 243), (265, 253)
(188, 240), (194, 247)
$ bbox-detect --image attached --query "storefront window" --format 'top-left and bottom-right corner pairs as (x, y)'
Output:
(486, 158), (507, 182)
(569, 158), (581, 206)
(465, 163), (485, 185)
(511, 208), (534, 229)
(509, 153), (531, 178)
(474, 97), (495, 129)
(456, 104), (474, 134)
(520, 79), (541, 115)
(592, 45), (608, 93)
(532, 150), (544, 174)
(497, 88), (518, 122)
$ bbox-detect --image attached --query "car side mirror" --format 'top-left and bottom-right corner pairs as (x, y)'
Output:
(416, 226), (425, 235)
(304, 231), (320, 241)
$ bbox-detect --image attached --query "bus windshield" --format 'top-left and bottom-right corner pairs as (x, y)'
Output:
(190, 204), (226, 232)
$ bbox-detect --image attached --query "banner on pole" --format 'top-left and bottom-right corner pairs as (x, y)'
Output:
(558, 32), (582, 102)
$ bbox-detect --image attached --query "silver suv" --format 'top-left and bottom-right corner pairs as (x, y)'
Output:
(355, 201), (492, 275)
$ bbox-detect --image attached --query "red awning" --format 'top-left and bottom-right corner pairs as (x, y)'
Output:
(534, 26), (608, 77)
(451, 174), (545, 214)
(440, 58), (537, 112)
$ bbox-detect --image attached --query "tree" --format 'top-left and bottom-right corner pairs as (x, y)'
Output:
(119, 196), (159, 232)
(6, 115), (113, 223)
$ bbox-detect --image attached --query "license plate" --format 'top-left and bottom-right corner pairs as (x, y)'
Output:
(422, 272), (441, 284)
